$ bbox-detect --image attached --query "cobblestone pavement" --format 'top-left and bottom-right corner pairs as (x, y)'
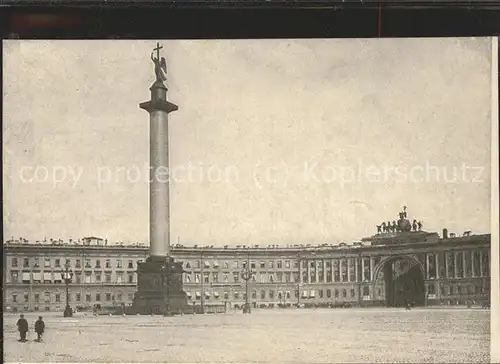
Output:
(3, 308), (490, 363)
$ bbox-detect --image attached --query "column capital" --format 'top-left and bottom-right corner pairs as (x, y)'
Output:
(140, 99), (178, 114)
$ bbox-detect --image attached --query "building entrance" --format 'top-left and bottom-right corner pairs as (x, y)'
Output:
(376, 257), (426, 307)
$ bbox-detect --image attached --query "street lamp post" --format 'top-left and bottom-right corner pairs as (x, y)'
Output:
(61, 263), (74, 317)
(240, 255), (255, 314)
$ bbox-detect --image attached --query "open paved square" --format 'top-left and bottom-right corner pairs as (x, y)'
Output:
(3, 308), (489, 363)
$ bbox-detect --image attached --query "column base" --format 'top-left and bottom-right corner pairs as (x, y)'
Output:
(130, 256), (193, 315)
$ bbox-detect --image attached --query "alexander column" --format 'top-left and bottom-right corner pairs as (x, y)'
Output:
(132, 43), (188, 315)
(140, 42), (177, 257)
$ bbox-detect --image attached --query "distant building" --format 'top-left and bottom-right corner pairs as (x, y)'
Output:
(3, 231), (491, 313)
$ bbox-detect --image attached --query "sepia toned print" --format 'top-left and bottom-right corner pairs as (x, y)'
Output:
(2, 38), (497, 363)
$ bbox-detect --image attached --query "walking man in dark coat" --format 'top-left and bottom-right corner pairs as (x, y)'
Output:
(17, 314), (29, 342)
(35, 316), (45, 341)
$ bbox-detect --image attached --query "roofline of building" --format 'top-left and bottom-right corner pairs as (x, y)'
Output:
(3, 233), (491, 256)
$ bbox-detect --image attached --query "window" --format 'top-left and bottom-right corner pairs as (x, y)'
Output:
(105, 259), (111, 268)
(117, 293), (123, 301)
(65, 259), (71, 267)
(24, 292), (29, 303)
(75, 272), (82, 284)
(55, 259), (61, 268)
(204, 274), (209, 284)
(204, 260), (210, 268)
(252, 290), (257, 299)
(294, 260), (299, 268)
(285, 260), (290, 268)
(428, 284), (436, 295)
(224, 261), (229, 269)
(128, 273), (134, 283)
(75, 259), (81, 268)
(85, 272), (91, 284)
(86, 294), (91, 302)
(44, 258), (51, 267)
(185, 262), (191, 269)
(76, 293), (81, 302)
(268, 274), (274, 283)
(12, 257), (18, 267)
(260, 261), (265, 269)
(350, 289), (355, 298)
(10, 272), (19, 283)
(326, 289), (331, 298)
(233, 273), (240, 283)
(34, 293), (39, 303)
(44, 292), (50, 303)
(342, 289), (347, 298)
(195, 274), (200, 283)
(23, 258), (30, 268)
(285, 272), (291, 282)
(335, 289), (339, 298)
(250, 262), (256, 269)
(34, 257), (40, 268)
(95, 273), (102, 283)
(12, 293), (17, 302)
(96, 293), (101, 301)
(185, 274), (191, 283)
(223, 273), (228, 283)
(85, 259), (91, 268)
(362, 286), (369, 296)
(269, 290), (275, 299)
(319, 289), (324, 298)
(261, 290), (266, 299)
(224, 292), (229, 300)
(212, 273), (218, 283)
(268, 261), (274, 269)
(95, 260), (101, 268)
(106, 293), (112, 301)
(277, 272), (283, 282)
(105, 273), (112, 283)
(277, 260), (283, 269)
(117, 260), (123, 269)
(233, 292), (239, 299)
(128, 260), (133, 269)
(233, 261), (239, 269)
(116, 273), (123, 284)
(55, 294), (61, 303)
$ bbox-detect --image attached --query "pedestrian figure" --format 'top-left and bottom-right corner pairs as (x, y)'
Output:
(35, 316), (45, 341)
(17, 314), (29, 342)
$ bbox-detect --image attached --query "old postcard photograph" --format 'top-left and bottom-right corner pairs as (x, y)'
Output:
(2, 38), (498, 363)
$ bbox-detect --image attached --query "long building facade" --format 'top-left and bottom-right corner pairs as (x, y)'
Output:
(3, 230), (491, 313)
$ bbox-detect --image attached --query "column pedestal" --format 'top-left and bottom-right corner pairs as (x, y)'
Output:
(132, 256), (190, 315)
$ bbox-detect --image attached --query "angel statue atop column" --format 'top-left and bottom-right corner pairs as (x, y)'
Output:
(151, 42), (168, 84)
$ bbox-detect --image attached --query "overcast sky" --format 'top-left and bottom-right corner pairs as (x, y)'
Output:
(3, 38), (493, 246)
